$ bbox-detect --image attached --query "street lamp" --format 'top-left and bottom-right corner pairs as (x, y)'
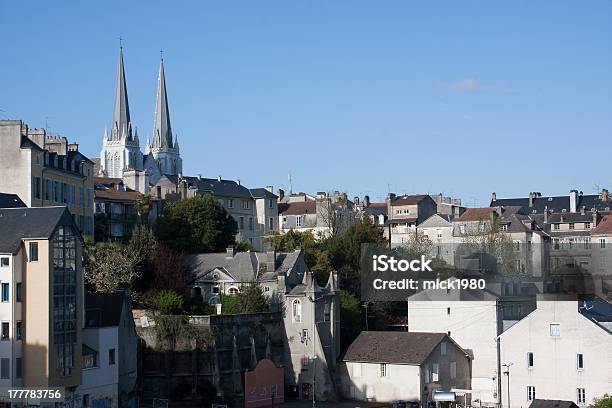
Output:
(502, 363), (513, 408)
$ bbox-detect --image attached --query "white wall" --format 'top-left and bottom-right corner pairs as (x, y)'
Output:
(78, 326), (119, 408)
(343, 362), (421, 402)
(409, 300), (500, 407)
(500, 301), (612, 407)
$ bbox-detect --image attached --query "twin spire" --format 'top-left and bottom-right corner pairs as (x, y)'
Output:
(109, 47), (176, 151)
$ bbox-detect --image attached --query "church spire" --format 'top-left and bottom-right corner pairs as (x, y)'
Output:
(152, 54), (173, 149)
(111, 46), (132, 141)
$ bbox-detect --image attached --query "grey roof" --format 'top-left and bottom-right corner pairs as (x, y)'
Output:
(152, 58), (174, 149)
(186, 251), (259, 282)
(184, 177), (253, 198)
(492, 194), (612, 214)
(343, 331), (453, 365)
(0, 193), (25, 209)
(249, 188), (278, 199)
(363, 204), (388, 217)
(85, 292), (126, 327)
(0, 207), (75, 254)
(110, 47), (132, 141)
(528, 400), (579, 408)
(20, 135), (43, 151)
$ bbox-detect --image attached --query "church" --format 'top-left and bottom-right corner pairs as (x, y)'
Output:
(98, 47), (182, 193)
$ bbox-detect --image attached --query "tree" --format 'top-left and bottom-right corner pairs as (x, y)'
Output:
(153, 244), (189, 297)
(136, 194), (152, 224)
(220, 283), (269, 314)
(155, 290), (184, 314)
(316, 193), (354, 237)
(128, 224), (158, 274)
(84, 242), (142, 293)
(268, 229), (318, 267)
(156, 196), (238, 253)
(588, 394), (612, 408)
(339, 290), (362, 352)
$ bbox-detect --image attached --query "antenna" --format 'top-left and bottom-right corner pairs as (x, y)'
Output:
(288, 171), (293, 194)
(119, 36), (123, 49)
(45, 116), (55, 134)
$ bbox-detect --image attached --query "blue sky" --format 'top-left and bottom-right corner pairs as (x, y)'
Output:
(2, 1), (611, 206)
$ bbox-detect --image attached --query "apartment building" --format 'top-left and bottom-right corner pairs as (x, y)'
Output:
(499, 298), (612, 407)
(0, 206), (83, 395)
(490, 189), (612, 215)
(93, 177), (141, 241)
(0, 120), (95, 238)
(386, 194), (437, 245)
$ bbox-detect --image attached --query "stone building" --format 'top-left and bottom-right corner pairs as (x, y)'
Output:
(0, 120), (95, 238)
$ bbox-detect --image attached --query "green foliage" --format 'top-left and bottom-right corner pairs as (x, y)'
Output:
(84, 242), (142, 293)
(588, 394), (612, 408)
(269, 229), (318, 266)
(220, 283), (269, 314)
(339, 290), (362, 351)
(235, 240), (257, 253)
(155, 196), (238, 253)
(155, 290), (184, 315)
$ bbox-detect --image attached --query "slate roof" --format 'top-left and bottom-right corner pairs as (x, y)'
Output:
(20, 135), (43, 151)
(363, 203), (388, 217)
(186, 251), (259, 282)
(0, 193), (26, 209)
(390, 194), (430, 205)
(85, 292), (126, 327)
(528, 400), (579, 408)
(547, 212), (594, 223)
(278, 201), (317, 215)
(183, 177), (253, 198)
(456, 207), (496, 221)
(343, 331), (454, 365)
(0, 207), (75, 254)
(492, 194), (612, 214)
(249, 188), (278, 199)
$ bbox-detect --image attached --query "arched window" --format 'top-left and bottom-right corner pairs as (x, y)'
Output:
(193, 286), (202, 298)
(227, 287), (239, 295)
(292, 299), (302, 323)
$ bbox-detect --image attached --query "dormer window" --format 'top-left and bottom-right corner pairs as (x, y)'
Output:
(292, 299), (302, 323)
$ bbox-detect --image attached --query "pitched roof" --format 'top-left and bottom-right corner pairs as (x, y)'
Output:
(184, 177), (253, 198)
(363, 203), (388, 217)
(0, 207), (75, 254)
(85, 292), (126, 327)
(0, 193), (26, 209)
(249, 188), (278, 199)
(94, 188), (141, 202)
(278, 201), (317, 215)
(390, 194), (430, 205)
(592, 215), (612, 235)
(492, 193), (612, 214)
(456, 207), (496, 222)
(528, 400), (579, 408)
(343, 331), (451, 365)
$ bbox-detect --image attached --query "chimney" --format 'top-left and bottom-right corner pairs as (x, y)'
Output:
(528, 192), (534, 207)
(569, 189), (578, 213)
(277, 188), (285, 202)
(364, 195), (370, 207)
(602, 189), (610, 202)
(491, 192), (497, 202)
(266, 250), (276, 272)
(354, 196), (360, 206)
(593, 209), (599, 227)
(387, 192), (396, 202)
(180, 179), (188, 200)
(266, 185), (273, 193)
(544, 206), (549, 223)
(226, 247), (236, 258)
(218, 175), (222, 182)
(580, 206), (586, 215)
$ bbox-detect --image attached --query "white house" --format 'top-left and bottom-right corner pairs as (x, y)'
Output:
(339, 331), (471, 404)
(417, 213), (454, 265)
(76, 292), (138, 408)
(499, 297), (612, 408)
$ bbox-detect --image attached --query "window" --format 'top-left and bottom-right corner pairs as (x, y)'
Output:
(527, 352), (534, 368)
(527, 386), (536, 401)
(212, 286), (220, 294)
(380, 363), (387, 377)
(108, 349), (116, 365)
(514, 241), (521, 251)
(16, 283), (22, 302)
(34, 177), (41, 199)
(15, 357), (22, 379)
(0, 358), (8, 379)
(553, 238), (560, 250)
(460, 225), (466, 234)
(569, 223), (575, 230)
(269, 199), (274, 209)
(1, 283), (8, 302)
(228, 199), (234, 209)
(577, 353), (584, 370)
(83, 394), (90, 407)
(296, 215), (303, 227)
(292, 299), (302, 323)
(1, 322), (9, 340)
(577, 388), (586, 405)
(45, 179), (51, 200)
(450, 361), (457, 379)
(0, 257), (8, 267)
(83, 352), (97, 369)
(432, 363), (439, 382)
(239, 217), (244, 230)
(550, 323), (560, 336)
(227, 287), (239, 295)
(242, 199), (250, 209)
(424, 364), (430, 383)
(447, 307), (451, 315)
(16, 321), (22, 340)
(554, 224), (560, 230)
(352, 363), (362, 377)
(437, 229), (443, 238)
(29, 242), (39, 262)
(441, 342), (447, 356)
(600, 239), (606, 249)
(249, 217), (253, 231)
(501, 225), (508, 231)
(269, 217), (274, 230)
(585, 222), (591, 229)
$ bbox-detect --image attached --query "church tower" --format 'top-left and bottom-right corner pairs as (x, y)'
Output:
(148, 56), (182, 177)
(99, 47), (144, 178)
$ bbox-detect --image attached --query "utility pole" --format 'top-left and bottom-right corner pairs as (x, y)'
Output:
(503, 363), (513, 408)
